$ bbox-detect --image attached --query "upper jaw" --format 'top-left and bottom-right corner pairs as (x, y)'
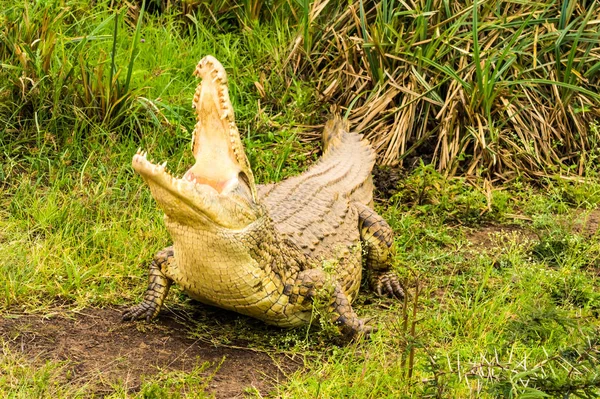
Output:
(186, 55), (257, 201)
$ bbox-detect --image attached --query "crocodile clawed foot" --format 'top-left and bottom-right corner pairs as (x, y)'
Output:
(336, 315), (377, 340)
(124, 248), (173, 323)
(122, 300), (161, 322)
(355, 322), (377, 339)
(371, 271), (404, 300)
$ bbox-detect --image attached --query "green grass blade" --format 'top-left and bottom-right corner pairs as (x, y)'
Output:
(124, 0), (146, 94)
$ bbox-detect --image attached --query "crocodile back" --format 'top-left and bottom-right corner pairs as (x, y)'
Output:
(258, 121), (376, 260)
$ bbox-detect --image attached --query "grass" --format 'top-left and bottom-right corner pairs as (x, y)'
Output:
(1, 0), (600, 397)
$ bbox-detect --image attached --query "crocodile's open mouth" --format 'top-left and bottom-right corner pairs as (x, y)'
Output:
(132, 56), (258, 228)
(132, 149), (240, 201)
(133, 149), (220, 197)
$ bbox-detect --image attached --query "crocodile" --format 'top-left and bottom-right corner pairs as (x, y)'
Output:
(123, 56), (404, 337)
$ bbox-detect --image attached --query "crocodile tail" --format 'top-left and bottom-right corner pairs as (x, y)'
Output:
(322, 115), (349, 154)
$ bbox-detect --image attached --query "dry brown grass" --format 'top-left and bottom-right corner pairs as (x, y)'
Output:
(285, 0), (600, 180)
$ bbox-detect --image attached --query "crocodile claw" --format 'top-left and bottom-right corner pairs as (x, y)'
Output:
(335, 314), (378, 340)
(336, 318), (377, 341)
(355, 322), (378, 339)
(122, 300), (161, 322)
(371, 271), (404, 300)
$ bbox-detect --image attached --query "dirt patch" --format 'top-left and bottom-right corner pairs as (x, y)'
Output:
(466, 209), (600, 251)
(465, 225), (536, 251)
(372, 165), (404, 200)
(0, 308), (298, 397)
(570, 209), (600, 236)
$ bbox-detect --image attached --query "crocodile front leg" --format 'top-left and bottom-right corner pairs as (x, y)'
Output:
(122, 247), (174, 322)
(293, 269), (372, 338)
(354, 202), (404, 300)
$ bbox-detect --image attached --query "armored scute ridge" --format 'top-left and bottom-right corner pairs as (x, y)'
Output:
(123, 55), (404, 338)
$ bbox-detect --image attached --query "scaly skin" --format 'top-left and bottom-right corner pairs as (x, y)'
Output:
(122, 56), (404, 338)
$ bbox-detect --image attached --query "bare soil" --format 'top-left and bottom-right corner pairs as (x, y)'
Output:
(372, 165), (403, 200)
(465, 225), (536, 250)
(571, 208), (600, 236)
(463, 209), (600, 253)
(0, 307), (297, 398)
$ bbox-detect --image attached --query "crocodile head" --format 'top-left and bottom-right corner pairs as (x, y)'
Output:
(132, 56), (261, 230)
